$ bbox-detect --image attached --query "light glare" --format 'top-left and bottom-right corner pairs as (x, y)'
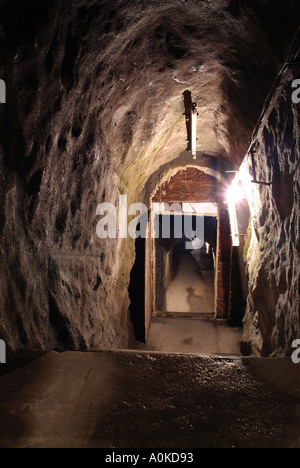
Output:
(226, 183), (245, 205)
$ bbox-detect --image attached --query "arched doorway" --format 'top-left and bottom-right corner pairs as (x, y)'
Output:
(151, 167), (231, 318)
(129, 165), (237, 345)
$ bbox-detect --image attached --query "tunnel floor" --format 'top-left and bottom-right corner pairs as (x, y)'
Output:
(130, 317), (242, 355)
(0, 351), (299, 448)
(166, 252), (214, 315)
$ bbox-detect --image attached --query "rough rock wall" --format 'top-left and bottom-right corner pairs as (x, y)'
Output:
(0, 0), (299, 350)
(242, 40), (300, 357)
(0, 0), (133, 350)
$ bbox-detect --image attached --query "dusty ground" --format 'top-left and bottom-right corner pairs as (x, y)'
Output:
(130, 317), (242, 355)
(0, 351), (299, 448)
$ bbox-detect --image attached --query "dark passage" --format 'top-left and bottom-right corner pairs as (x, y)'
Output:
(129, 237), (146, 343)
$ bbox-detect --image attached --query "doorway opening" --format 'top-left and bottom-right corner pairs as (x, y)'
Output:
(152, 208), (218, 318)
(166, 226), (216, 316)
(129, 166), (244, 354)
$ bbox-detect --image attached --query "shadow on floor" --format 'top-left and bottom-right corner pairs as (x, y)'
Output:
(167, 252), (215, 314)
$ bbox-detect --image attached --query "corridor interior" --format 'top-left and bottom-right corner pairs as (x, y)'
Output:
(131, 235), (242, 356)
(166, 243), (215, 316)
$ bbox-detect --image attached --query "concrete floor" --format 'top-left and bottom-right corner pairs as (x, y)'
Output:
(0, 351), (299, 448)
(167, 253), (214, 314)
(131, 317), (242, 355)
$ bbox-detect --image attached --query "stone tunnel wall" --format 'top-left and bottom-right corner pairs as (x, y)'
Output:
(242, 56), (300, 357)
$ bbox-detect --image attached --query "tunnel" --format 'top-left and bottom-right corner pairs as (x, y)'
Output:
(166, 238), (216, 315)
(0, 0), (300, 449)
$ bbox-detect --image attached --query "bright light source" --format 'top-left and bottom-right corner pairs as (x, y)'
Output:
(226, 181), (245, 248)
(226, 182), (245, 205)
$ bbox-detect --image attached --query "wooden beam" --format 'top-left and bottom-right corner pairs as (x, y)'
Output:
(152, 168), (218, 204)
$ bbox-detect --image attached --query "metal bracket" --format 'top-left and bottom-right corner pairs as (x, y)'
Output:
(250, 148), (272, 186)
(251, 179), (272, 186)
